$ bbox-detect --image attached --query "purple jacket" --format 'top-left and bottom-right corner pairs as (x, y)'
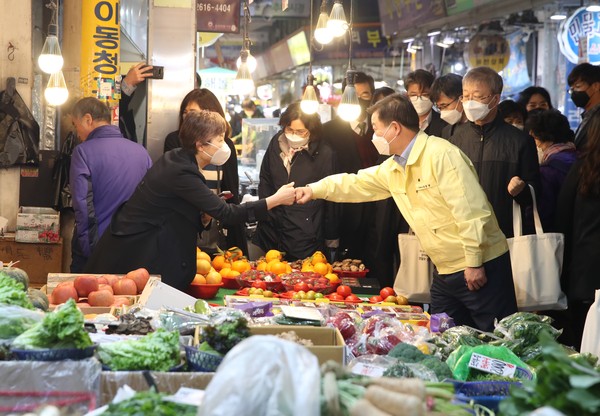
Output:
(70, 125), (152, 258)
(539, 149), (577, 231)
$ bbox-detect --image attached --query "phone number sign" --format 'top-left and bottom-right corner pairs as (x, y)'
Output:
(196, 0), (241, 34)
(558, 7), (600, 64)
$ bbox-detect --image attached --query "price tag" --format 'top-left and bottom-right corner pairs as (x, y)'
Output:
(468, 352), (517, 377)
(350, 362), (386, 377)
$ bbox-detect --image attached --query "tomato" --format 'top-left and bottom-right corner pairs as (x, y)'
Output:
(294, 282), (310, 292)
(252, 280), (267, 290)
(329, 293), (345, 302)
(336, 285), (352, 298)
(369, 295), (383, 303)
(380, 287), (396, 299)
(345, 294), (360, 302)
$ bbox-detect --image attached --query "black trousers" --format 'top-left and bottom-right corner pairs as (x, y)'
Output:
(430, 252), (517, 332)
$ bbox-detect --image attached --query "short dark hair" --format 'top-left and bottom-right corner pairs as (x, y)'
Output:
(342, 71), (375, 92)
(524, 109), (574, 144)
(498, 100), (527, 122)
(368, 93), (420, 132)
(71, 97), (111, 122)
(404, 69), (435, 91)
(567, 62), (600, 86)
(241, 98), (257, 110)
(278, 101), (322, 139)
(430, 73), (463, 103)
(179, 110), (227, 154)
(373, 86), (396, 103)
(516, 86), (553, 110)
(178, 88), (231, 138)
(463, 66), (503, 95)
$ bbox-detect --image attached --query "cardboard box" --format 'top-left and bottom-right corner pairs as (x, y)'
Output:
(249, 325), (347, 366)
(15, 207), (60, 243)
(138, 275), (197, 310)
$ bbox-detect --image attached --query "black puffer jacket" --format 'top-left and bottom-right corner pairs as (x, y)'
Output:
(253, 132), (340, 260)
(449, 115), (540, 238)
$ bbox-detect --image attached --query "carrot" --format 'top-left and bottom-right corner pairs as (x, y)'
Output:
(349, 398), (393, 416)
(364, 385), (424, 416)
(368, 377), (426, 400)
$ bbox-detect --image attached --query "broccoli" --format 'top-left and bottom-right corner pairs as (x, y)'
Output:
(201, 313), (250, 355)
(420, 356), (454, 381)
(383, 362), (415, 378)
(388, 342), (427, 363)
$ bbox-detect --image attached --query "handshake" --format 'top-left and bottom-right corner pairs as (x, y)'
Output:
(272, 183), (314, 206)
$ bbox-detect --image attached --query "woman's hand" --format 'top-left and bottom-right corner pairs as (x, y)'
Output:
(266, 182), (296, 209)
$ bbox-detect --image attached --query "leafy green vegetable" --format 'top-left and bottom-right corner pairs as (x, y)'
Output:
(420, 356), (454, 381)
(12, 299), (92, 349)
(382, 361), (415, 378)
(98, 328), (180, 371)
(102, 390), (197, 416)
(388, 342), (427, 362)
(0, 305), (42, 339)
(500, 332), (600, 416)
(201, 310), (250, 355)
(0, 274), (34, 309)
(429, 326), (485, 360)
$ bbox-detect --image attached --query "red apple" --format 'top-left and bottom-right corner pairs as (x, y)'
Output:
(102, 274), (120, 287)
(98, 284), (114, 294)
(52, 285), (79, 304)
(112, 297), (132, 307)
(88, 290), (115, 307)
(126, 268), (150, 293)
(96, 276), (108, 285)
(74, 275), (99, 297)
(112, 278), (137, 295)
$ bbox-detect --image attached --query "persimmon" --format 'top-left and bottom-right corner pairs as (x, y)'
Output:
(265, 249), (282, 263)
(212, 255), (226, 270)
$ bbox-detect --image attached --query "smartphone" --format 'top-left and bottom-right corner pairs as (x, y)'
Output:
(219, 191), (233, 200)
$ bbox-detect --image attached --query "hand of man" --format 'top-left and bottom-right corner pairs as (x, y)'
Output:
(123, 62), (153, 88)
(295, 186), (313, 204)
(464, 266), (487, 291)
(507, 176), (526, 197)
(275, 182), (296, 205)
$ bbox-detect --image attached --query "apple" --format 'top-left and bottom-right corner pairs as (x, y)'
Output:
(126, 268), (150, 293)
(112, 278), (137, 295)
(96, 276), (109, 285)
(380, 287), (395, 299)
(112, 297), (132, 307)
(88, 290), (115, 307)
(102, 275), (120, 287)
(52, 285), (78, 304)
(74, 275), (99, 297)
(98, 284), (114, 294)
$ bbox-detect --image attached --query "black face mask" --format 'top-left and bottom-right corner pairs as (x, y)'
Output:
(358, 98), (371, 112)
(571, 90), (590, 108)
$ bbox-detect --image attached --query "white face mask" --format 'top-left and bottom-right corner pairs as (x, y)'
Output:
(512, 123), (524, 130)
(537, 146), (544, 164)
(440, 108), (463, 125)
(463, 98), (496, 122)
(285, 133), (309, 148)
(410, 96), (433, 116)
(372, 124), (398, 155)
(203, 141), (231, 166)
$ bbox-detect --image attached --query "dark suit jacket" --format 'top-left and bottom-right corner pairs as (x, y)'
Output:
(85, 148), (266, 290)
(424, 110), (448, 138)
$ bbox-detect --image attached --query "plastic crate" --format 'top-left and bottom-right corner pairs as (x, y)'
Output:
(451, 380), (522, 412)
(11, 345), (96, 361)
(185, 345), (223, 372)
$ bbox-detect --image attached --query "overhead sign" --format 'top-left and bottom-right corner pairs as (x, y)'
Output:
(196, 0), (241, 34)
(558, 7), (600, 65)
(464, 33), (510, 72)
(444, 0), (494, 16)
(312, 25), (389, 61)
(377, 0), (446, 36)
(80, 0), (120, 102)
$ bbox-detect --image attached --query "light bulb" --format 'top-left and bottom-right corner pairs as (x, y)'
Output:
(45, 70), (68, 106)
(301, 85), (319, 114)
(38, 35), (64, 74)
(327, 1), (348, 38)
(550, 12), (567, 20)
(234, 61), (255, 96)
(338, 83), (361, 122)
(587, 5), (600, 12)
(314, 11), (333, 45)
(236, 51), (257, 73)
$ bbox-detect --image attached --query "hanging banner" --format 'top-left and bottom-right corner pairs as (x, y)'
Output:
(501, 29), (531, 97)
(312, 25), (389, 61)
(80, 0), (121, 103)
(196, 0), (241, 34)
(558, 7), (600, 65)
(464, 33), (510, 72)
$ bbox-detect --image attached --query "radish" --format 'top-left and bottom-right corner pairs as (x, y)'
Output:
(364, 385), (424, 416)
(350, 398), (393, 416)
(367, 377), (426, 400)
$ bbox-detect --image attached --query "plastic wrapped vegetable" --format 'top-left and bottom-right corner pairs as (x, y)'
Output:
(201, 309), (250, 355)
(0, 305), (44, 340)
(446, 344), (533, 381)
(0, 274), (34, 309)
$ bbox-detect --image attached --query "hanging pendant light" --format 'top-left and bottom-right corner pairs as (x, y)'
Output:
(301, 75), (319, 115)
(234, 50), (255, 96)
(338, 70), (361, 122)
(236, 51), (257, 73)
(38, 1), (64, 74)
(327, 0), (348, 38)
(314, 0), (333, 45)
(45, 70), (68, 106)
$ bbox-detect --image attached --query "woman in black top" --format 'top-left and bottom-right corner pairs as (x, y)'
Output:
(85, 111), (295, 290)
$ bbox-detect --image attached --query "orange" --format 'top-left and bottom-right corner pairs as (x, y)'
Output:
(313, 262), (329, 276)
(324, 273), (340, 284)
(265, 249), (282, 263)
(301, 262), (314, 272)
(212, 255), (226, 270)
(270, 261), (288, 275)
(219, 267), (232, 278)
(256, 261), (267, 271)
(196, 259), (212, 275)
(232, 260), (250, 274)
(228, 270), (241, 278)
(192, 274), (206, 284)
(197, 251), (211, 262)
(206, 271), (223, 284)
(311, 251), (327, 266)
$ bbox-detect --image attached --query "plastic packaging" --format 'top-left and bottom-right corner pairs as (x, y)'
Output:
(0, 305), (44, 340)
(197, 335), (320, 416)
(429, 312), (455, 333)
(446, 344), (533, 381)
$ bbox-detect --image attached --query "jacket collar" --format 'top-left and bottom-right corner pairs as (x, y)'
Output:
(387, 130), (429, 172)
(466, 113), (506, 135)
(86, 124), (124, 142)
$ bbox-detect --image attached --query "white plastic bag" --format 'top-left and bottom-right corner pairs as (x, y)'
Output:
(197, 335), (320, 416)
(581, 289), (600, 357)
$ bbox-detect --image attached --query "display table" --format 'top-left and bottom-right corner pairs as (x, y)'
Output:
(0, 235), (63, 288)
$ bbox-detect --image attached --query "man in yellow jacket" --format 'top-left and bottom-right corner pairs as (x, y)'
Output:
(295, 93), (517, 331)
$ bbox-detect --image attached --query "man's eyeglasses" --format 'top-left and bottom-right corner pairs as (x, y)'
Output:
(284, 127), (310, 137)
(434, 98), (458, 111)
(460, 94), (493, 103)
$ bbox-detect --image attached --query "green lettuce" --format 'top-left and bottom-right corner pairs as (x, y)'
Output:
(0, 274), (33, 309)
(12, 298), (92, 349)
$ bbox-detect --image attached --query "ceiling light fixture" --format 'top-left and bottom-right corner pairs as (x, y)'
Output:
(38, 0), (64, 74)
(337, 0), (360, 122)
(327, 0), (348, 38)
(45, 70), (68, 106)
(301, 0), (319, 114)
(233, 1), (255, 96)
(587, 5), (600, 12)
(314, 0), (333, 45)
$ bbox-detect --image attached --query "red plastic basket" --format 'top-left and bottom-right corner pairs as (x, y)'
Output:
(332, 269), (369, 278)
(0, 390), (96, 412)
